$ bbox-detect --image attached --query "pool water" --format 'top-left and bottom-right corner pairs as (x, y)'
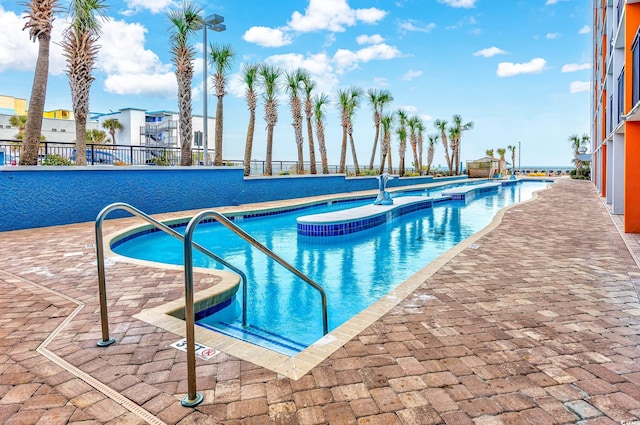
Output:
(113, 181), (549, 355)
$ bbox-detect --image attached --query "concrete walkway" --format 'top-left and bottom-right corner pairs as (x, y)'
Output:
(1, 178), (639, 424)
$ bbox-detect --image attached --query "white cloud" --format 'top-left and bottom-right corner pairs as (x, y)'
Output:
(398, 19), (436, 33)
(401, 105), (419, 113)
(402, 69), (423, 81)
(356, 34), (384, 45)
(446, 16), (477, 30)
(497, 58), (546, 77)
(288, 0), (386, 32)
(266, 52), (339, 94)
(123, 0), (176, 14)
(243, 26), (292, 48)
(0, 7), (66, 75)
(579, 25), (590, 34)
(545, 0), (558, 4)
(373, 77), (389, 87)
(420, 114), (434, 122)
(98, 19), (176, 98)
(99, 20), (169, 75)
(104, 73), (176, 98)
(473, 46), (507, 58)
(562, 63), (591, 72)
(570, 81), (589, 93)
(437, 0), (476, 8)
(546, 32), (559, 39)
(333, 44), (402, 73)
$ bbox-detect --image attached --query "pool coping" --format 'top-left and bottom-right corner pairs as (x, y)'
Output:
(102, 179), (548, 380)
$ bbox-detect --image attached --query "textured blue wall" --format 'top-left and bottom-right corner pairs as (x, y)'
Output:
(0, 167), (466, 231)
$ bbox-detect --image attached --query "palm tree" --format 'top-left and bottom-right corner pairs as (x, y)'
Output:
(426, 133), (439, 175)
(450, 114), (474, 174)
(302, 73), (317, 174)
(260, 64), (280, 176)
(416, 120), (425, 175)
(61, 0), (108, 166)
(20, 0), (59, 165)
(407, 116), (420, 175)
(569, 133), (589, 169)
(336, 88), (350, 173)
(102, 118), (123, 147)
(285, 68), (306, 174)
(86, 128), (107, 144)
(434, 119), (452, 175)
(448, 125), (460, 174)
(210, 43), (236, 166)
(10, 115), (28, 139)
(366, 89), (393, 171)
(167, 2), (202, 166)
(313, 93), (330, 174)
(497, 147), (507, 175)
(486, 149), (494, 157)
(396, 109), (408, 177)
(346, 86), (363, 176)
(242, 64), (259, 176)
(379, 113), (394, 174)
(507, 144), (516, 175)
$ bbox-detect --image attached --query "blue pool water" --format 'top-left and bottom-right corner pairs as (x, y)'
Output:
(113, 180), (549, 355)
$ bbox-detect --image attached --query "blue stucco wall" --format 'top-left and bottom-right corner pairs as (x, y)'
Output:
(0, 167), (467, 231)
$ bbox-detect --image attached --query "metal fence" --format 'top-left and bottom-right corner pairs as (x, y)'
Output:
(0, 140), (398, 175)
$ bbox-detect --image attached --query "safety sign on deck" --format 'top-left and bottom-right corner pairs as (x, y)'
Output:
(170, 338), (219, 360)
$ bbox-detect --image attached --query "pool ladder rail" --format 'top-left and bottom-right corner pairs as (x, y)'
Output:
(94, 202), (329, 407)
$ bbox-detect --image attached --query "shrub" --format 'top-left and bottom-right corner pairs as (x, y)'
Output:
(359, 169), (379, 176)
(41, 154), (73, 166)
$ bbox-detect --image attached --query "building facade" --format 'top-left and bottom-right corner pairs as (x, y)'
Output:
(0, 94), (215, 160)
(592, 0), (640, 233)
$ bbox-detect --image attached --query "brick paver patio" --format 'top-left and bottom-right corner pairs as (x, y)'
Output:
(1, 178), (639, 424)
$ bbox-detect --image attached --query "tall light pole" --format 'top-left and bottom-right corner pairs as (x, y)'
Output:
(518, 141), (521, 170)
(200, 14), (225, 166)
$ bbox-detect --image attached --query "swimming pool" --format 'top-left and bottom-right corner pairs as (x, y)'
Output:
(113, 180), (549, 355)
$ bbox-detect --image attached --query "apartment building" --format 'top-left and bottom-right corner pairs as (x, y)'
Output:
(592, 0), (640, 233)
(0, 95), (214, 154)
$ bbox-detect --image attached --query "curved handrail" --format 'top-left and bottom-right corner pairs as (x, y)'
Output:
(94, 202), (249, 347)
(183, 210), (329, 335)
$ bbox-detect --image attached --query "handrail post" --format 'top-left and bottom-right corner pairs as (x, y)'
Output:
(95, 212), (116, 347)
(181, 217), (203, 407)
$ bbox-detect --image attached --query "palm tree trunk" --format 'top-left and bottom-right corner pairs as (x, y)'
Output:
(369, 122), (380, 170)
(75, 115), (88, 166)
(265, 125), (273, 176)
(387, 145), (392, 174)
(411, 143), (419, 176)
(339, 127), (347, 173)
(214, 95), (224, 165)
(243, 109), (255, 176)
(349, 133), (360, 176)
(306, 115), (317, 174)
(21, 33), (51, 166)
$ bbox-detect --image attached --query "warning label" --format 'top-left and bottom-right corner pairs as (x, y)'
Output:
(170, 338), (219, 360)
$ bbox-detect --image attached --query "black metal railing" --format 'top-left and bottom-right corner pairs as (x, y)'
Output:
(0, 140), (424, 175)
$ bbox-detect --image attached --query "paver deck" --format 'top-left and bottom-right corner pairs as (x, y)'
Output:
(1, 178), (639, 424)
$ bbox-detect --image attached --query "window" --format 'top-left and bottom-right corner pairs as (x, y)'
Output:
(618, 67), (625, 123)
(632, 28), (640, 107)
(194, 131), (203, 147)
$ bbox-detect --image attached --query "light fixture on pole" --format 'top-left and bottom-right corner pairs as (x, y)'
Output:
(199, 14), (225, 166)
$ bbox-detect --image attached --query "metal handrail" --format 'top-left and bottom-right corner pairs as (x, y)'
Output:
(94, 202), (249, 348)
(95, 203), (330, 408)
(181, 210), (329, 405)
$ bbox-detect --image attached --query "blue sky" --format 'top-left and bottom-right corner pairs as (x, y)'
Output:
(0, 0), (591, 168)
